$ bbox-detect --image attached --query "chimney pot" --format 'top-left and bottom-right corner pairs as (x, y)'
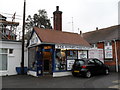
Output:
(96, 27), (98, 30)
(56, 6), (59, 11)
(80, 30), (83, 37)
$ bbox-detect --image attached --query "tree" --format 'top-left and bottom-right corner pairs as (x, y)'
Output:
(25, 9), (52, 40)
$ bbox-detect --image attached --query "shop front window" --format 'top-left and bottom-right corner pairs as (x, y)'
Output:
(67, 50), (77, 60)
(28, 47), (36, 70)
(55, 49), (66, 71)
(78, 51), (88, 59)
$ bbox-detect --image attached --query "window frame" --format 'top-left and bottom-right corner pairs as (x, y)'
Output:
(0, 48), (8, 71)
(9, 49), (14, 56)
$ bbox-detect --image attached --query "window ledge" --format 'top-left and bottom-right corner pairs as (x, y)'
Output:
(8, 54), (14, 57)
(0, 70), (7, 72)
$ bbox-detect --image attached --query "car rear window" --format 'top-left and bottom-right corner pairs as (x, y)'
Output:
(74, 60), (85, 66)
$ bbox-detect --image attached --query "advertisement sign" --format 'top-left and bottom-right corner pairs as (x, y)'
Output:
(89, 49), (98, 58)
(67, 60), (75, 70)
(105, 46), (113, 58)
(98, 49), (104, 61)
(89, 48), (104, 62)
(78, 51), (87, 59)
(55, 44), (90, 50)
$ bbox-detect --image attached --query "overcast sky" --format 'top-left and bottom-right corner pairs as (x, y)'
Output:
(0, 0), (119, 33)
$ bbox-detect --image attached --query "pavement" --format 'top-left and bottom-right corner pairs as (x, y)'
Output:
(1, 72), (120, 89)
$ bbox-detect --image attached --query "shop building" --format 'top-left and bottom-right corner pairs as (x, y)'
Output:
(83, 25), (120, 72)
(27, 6), (90, 77)
(27, 27), (90, 77)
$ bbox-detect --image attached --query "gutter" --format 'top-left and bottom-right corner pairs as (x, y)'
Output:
(114, 40), (119, 72)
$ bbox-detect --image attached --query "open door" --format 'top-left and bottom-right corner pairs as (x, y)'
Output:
(43, 51), (52, 75)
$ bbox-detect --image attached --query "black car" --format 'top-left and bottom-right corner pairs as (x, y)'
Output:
(72, 58), (109, 78)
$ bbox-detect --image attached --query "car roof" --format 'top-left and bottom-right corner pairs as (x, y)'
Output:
(75, 58), (98, 61)
(75, 58), (90, 60)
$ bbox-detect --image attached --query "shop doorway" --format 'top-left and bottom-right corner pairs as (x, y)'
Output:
(43, 51), (52, 75)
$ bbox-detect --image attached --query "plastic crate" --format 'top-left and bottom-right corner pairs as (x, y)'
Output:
(16, 67), (27, 74)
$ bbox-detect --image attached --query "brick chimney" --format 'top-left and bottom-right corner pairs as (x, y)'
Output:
(53, 6), (62, 31)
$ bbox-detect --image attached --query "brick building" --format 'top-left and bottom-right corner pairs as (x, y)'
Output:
(83, 25), (120, 72)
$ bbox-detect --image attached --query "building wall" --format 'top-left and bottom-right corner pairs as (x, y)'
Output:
(117, 41), (120, 65)
(96, 41), (120, 66)
(0, 41), (28, 76)
(97, 42), (104, 49)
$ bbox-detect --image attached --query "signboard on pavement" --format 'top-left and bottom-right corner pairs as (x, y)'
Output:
(67, 60), (75, 70)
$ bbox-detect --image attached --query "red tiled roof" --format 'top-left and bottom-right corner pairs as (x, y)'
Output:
(33, 27), (90, 47)
(83, 25), (119, 44)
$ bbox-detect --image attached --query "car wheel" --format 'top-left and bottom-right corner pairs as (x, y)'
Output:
(105, 69), (109, 75)
(85, 71), (91, 78)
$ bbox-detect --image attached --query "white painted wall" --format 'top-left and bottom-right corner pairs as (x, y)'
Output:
(0, 40), (28, 76)
(29, 32), (41, 47)
(53, 72), (72, 77)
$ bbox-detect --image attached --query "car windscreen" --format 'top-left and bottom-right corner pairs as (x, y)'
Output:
(74, 60), (85, 66)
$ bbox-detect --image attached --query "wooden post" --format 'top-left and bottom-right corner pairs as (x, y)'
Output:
(21, 0), (26, 74)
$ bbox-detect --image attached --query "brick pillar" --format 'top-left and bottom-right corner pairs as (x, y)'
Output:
(53, 6), (62, 31)
(97, 42), (104, 49)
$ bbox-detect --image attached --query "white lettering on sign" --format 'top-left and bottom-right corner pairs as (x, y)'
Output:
(55, 44), (90, 50)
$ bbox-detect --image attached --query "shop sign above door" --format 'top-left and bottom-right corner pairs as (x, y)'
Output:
(55, 44), (90, 50)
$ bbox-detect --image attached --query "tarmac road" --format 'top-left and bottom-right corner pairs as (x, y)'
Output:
(1, 72), (120, 89)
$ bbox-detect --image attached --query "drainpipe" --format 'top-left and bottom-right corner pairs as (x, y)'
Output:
(114, 40), (118, 72)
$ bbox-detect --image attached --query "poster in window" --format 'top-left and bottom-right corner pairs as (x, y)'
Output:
(78, 51), (87, 59)
(105, 46), (113, 58)
(67, 60), (75, 70)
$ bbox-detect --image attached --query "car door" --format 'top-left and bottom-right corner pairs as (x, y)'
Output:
(87, 59), (97, 74)
(94, 59), (104, 74)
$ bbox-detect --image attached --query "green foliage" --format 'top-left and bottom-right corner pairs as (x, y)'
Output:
(25, 9), (52, 31)
(25, 9), (52, 40)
